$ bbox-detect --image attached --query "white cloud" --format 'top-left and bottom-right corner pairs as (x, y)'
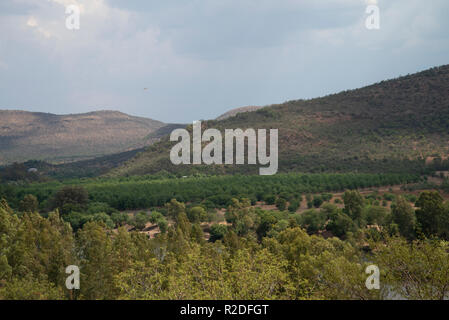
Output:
(26, 16), (37, 27)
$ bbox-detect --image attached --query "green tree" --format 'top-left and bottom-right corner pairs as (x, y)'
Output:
(364, 205), (389, 226)
(391, 196), (416, 240)
(343, 190), (364, 222)
(111, 212), (130, 227)
(375, 237), (449, 300)
(165, 199), (186, 220)
(312, 196), (323, 208)
(133, 211), (150, 230)
(19, 194), (39, 213)
(157, 217), (168, 234)
(275, 198), (287, 211)
(297, 209), (327, 235)
(76, 221), (117, 299)
(415, 191), (444, 238)
(187, 206), (207, 223)
(288, 200), (300, 213)
(326, 211), (355, 238)
(209, 224), (227, 242)
(50, 186), (88, 215)
(92, 212), (115, 229)
(0, 276), (64, 300)
(149, 211), (164, 223)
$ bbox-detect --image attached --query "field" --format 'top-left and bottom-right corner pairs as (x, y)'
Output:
(0, 172), (421, 211)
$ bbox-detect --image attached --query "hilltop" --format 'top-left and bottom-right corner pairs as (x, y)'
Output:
(0, 110), (180, 164)
(110, 65), (449, 176)
(215, 106), (262, 120)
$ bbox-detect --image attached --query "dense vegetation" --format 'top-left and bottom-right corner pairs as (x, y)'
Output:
(0, 173), (420, 212)
(1, 187), (449, 300)
(0, 148), (145, 182)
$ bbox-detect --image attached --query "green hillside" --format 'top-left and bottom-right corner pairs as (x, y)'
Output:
(109, 65), (449, 177)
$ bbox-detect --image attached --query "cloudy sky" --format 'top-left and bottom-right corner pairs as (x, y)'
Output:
(0, 0), (448, 123)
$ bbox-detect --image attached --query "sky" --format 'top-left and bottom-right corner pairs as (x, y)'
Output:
(0, 0), (448, 123)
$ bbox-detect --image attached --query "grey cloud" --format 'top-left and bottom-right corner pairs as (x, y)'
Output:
(0, 0), (448, 123)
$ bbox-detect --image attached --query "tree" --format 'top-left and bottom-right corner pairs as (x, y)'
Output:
(263, 195), (276, 205)
(288, 200), (300, 213)
(76, 221), (117, 299)
(0, 276), (64, 300)
(187, 206), (207, 223)
(391, 196), (416, 240)
(326, 212), (355, 238)
(50, 186), (88, 215)
(375, 237), (449, 300)
(297, 209), (326, 235)
(190, 223), (205, 243)
(209, 224), (227, 242)
(133, 212), (150, 230)
(275, 197), (287, 211)
(343, 190), (364, 222)
(256, 212), (277, 239)
(157, 217), (168, 234)
(63, 211), (92, 230)
(92, 212), (115, 229)
(312, 196), (323, 208)
(111, 212), (130, 227)
(149, 211), (164, 224)
(415, 191), (444, 238)
(165, 199), (186, 220)
(19, 194), (39, 213)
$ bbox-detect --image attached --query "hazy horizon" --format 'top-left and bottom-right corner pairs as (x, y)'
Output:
(1, 62), (447, 122)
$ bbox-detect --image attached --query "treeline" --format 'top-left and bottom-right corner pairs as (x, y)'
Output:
(0, 173), (421, 212)
(1, 195), (449, 300)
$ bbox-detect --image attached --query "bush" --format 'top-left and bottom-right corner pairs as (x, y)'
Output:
(111, 212), (130, 227)
(133, 211), (150, 230)
(264, 195), (276, 205)
(209, 224), (228, 242)
(149, 211), (164, 223)
(92, 212), (114, 229)
(313, 196), (323, 208)
(297, 209), (327, 234)
(275, 198), (287, 211)
(63, 211), (92, 230)
(326, 212), (355, 238)
(288, 200), (300, 213)
(157, 217), (168, 234)
(187, 206), (207, 223)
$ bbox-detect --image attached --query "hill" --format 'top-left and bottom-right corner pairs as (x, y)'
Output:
(215, 106), (262, 120)
(110, 65), (449, 177)
(0, 110), (178, 164)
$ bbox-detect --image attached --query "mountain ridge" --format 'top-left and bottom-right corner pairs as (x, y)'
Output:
(110, 64), (449, 176)
(0, 109), (173, 165)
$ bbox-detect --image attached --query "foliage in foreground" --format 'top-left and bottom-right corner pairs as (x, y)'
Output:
(1, 197), (449, 300)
